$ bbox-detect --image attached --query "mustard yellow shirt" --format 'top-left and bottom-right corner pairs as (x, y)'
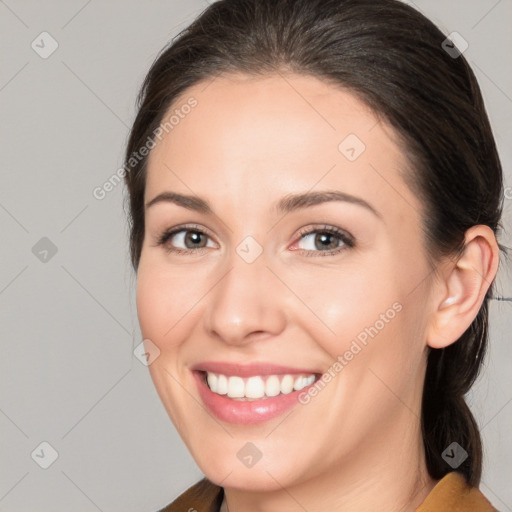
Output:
(160, 471), (498, 511)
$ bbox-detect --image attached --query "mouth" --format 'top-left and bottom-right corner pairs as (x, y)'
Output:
(191, 362), (321, 424)
(203, 371), (316, 400)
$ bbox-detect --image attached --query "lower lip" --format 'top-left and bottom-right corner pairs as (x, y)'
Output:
(193, 371), (316, 425)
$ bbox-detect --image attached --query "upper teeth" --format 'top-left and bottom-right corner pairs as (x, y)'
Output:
(206, 372), (316, 399)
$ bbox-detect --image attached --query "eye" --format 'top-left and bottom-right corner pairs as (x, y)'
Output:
(291, 225), (355, 256)
(155, 223), (355, 257)
(156, 224), (217, 255)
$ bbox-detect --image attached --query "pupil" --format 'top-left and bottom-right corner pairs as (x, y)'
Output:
(317, 233), (335, 250)
(186, 231), (204, 248)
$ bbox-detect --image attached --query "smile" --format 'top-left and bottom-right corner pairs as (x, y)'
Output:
(191, 362), (321, 424)
(205, 372), (316, 400)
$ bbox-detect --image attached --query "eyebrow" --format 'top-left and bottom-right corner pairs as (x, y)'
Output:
(145, 190), (380, 218)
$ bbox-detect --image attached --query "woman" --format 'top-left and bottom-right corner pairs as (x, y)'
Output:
(123, 0), (506, 510)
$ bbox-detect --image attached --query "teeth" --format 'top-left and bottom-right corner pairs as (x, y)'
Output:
(217, 374), (228, 395)
(265, 375), (281, 397)
(293, 376), (304, 391)
(246, 376), (265, 399)
(227, 376), (244, 398)
(205, 372), (316, 399)
(281, 374), (294, 394)
(206, 372), (217, 392)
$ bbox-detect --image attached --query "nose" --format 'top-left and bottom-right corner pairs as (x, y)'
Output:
(202, 250), (287, 346)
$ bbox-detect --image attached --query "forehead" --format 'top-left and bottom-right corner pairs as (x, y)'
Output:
(145, 72), (421, 221)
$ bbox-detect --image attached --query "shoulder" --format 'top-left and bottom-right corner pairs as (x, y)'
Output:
(417, 471), (499, 512)
(156, 477), (224, 512)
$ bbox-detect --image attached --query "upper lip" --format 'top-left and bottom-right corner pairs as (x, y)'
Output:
(190, 361), (320, 377)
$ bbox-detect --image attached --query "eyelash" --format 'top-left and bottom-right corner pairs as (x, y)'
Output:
(295, 225), (355, 256)
(155, 223), (355, 257)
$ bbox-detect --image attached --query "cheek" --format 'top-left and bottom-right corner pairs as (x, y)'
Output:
(287, 255), (426, 397)
(135, 262), (205, 350)
(285, 261), (397, 351)
(136, 269), (167, 341)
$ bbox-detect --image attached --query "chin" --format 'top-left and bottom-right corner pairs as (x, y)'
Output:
(206, 465), (297, 491)
(189, 443), (307, 491)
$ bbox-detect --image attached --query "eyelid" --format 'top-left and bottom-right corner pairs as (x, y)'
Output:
(155, 223), (218, 250)
(290, 224), (355, 255)
(155, 223), (355, 256)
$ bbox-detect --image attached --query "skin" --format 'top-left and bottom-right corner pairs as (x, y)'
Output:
(136, 72), (499, 511)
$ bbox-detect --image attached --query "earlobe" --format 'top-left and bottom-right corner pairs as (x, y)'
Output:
(426, 225), (499, 350)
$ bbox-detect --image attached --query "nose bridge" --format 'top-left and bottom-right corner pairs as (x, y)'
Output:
(202, 243), (286, 345)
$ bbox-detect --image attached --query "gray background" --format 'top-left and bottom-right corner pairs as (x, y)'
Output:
(0, 0), (511, 511)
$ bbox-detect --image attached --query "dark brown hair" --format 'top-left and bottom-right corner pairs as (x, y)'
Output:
(124, 0), (505, 487)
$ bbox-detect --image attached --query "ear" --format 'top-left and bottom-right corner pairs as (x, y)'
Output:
(426, 225), (500, 349)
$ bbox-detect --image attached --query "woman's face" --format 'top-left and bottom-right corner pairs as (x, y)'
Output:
(137, 72), (436, 490)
